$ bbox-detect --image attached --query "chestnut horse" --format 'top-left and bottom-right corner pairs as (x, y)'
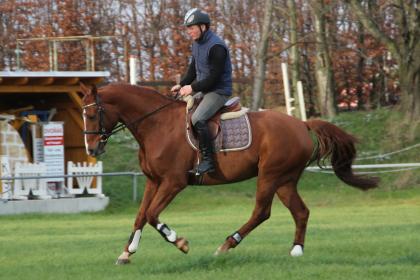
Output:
(80, 83), (378, 265)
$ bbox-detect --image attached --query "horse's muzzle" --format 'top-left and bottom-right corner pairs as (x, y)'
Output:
(88, 140), (107, 157)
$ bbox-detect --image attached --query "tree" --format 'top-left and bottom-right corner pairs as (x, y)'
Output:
(0, 0), (411, 116)
(287, 0), (301, 118)
(251, 0), (273, 111)
(347, 0), (420, 120)
(312, 0), (336, 118)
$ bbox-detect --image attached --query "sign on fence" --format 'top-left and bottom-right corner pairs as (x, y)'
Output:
(42, 122), (65, 184)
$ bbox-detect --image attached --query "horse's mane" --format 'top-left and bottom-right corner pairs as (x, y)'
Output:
(99, 82), (184, 105)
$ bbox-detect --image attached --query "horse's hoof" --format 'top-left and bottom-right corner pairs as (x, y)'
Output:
(116, 251), (131, 265)
(175, 237), (189, 254)
(214, 244), (229, 256)
(290, 244), (304, 257)
(214, 246), (223, 256)
(214, 237), (238, 256)
(115, 258), (130, 265)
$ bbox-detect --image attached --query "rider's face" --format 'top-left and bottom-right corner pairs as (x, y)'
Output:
(186, 24), (205, 40)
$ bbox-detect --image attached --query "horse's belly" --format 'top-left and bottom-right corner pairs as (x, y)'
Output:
(200, 152), (258, 185)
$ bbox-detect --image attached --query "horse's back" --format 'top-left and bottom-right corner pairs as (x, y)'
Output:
(248, 110), (308, 138)
(247, 110), (313, 165)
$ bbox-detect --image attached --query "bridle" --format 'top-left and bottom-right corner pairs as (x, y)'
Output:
(82, 93), (177, 144)
(82, 94), (119, 143)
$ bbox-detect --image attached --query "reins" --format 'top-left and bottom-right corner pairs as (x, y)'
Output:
(82, 93), (180, 140)
(115, 99), (177, 134)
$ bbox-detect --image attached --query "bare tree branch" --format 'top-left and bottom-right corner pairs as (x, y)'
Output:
(347, 0), (401, 62)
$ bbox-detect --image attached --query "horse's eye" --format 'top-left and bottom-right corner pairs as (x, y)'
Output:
(83, 113), (97, 121)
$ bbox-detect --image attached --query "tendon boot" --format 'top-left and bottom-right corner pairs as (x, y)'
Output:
(194, 120), (215, 174)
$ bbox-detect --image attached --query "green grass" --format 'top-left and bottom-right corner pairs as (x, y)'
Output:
(331, 109), (419, 163)
(0, 190), (419, 280)
(1, 108), (419, 279)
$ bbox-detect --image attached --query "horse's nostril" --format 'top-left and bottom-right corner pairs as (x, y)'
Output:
(88, 149), (95, 155)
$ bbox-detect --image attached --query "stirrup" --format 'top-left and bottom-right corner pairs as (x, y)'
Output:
(188, 164), (214, 176)
(188, 167), (205, 185)
(196, 162), (215, 175)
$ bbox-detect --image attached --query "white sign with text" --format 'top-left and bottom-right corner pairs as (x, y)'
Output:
(42, 122), (65, 182)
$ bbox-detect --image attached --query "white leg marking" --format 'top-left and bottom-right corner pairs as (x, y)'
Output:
(128, 229), (142, 253)
(290, 244), (304, 257)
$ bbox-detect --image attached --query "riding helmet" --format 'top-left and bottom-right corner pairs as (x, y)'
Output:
(184, 8), (210, 27)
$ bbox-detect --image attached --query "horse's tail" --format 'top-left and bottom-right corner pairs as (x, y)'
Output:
(305, 120), (379, 190)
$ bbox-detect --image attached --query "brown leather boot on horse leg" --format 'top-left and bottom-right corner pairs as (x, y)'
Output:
(193, 120), (216, 174)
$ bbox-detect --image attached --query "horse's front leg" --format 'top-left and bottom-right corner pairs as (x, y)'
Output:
(116, 179), (157, 265)
(146, 179), (189, 253)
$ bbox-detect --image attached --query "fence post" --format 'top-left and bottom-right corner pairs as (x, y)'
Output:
(132, 174), (138, 202)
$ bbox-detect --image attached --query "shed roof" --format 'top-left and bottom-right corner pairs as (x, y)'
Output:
(0, 71), (109, 78)
(0, 71), (110, 93)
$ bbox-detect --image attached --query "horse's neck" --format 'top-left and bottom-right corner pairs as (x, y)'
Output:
(106, 87), (183, 142)
(104, 87), (163, 120)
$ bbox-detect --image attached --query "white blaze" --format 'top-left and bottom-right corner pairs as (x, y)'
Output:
(82, 109), (89, 155)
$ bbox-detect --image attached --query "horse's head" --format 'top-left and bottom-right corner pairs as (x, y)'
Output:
(80, 83), (118, 157)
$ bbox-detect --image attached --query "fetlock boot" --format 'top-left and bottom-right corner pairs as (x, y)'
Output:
(194, 120), (215, 174)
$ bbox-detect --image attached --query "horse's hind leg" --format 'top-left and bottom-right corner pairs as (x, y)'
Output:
(116, 179), (157, 265)
(276, 183), (310, 257)
(215, 176), (277, 255)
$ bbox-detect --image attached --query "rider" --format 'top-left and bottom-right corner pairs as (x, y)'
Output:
(171, 8), (233, 175)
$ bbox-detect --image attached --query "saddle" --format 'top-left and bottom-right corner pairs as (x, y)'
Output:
(184, 95), (252, 152)
(185, 96), (242, 138)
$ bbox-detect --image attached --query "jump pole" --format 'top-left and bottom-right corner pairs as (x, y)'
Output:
(129, 55), (137, 85)
(281, 63), (295, 116)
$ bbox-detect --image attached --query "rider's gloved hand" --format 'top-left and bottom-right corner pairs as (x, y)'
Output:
(180, 85), (193, 97)
(171, 84), (181, 94)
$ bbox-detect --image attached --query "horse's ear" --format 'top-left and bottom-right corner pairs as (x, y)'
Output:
(79, 82), (91, 96)
(79, 83), (98, 97)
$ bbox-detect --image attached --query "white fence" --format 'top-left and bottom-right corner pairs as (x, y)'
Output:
(1, 159), (419, 202)
(0, 156), (12, 200)
(0, 158), (107, 200)
(13, 162), (49, 199)
(67, 161), (103, 196)
(306, 163), (420, 174)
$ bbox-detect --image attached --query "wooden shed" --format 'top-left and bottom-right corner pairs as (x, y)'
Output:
(0, 71), (110, 165)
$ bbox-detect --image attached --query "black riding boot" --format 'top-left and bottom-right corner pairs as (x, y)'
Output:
(194, 120), (215, 174)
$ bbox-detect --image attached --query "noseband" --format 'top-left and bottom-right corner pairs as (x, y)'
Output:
(82, 94), (115, 144)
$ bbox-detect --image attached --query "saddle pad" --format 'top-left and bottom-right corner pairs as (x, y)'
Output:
(186, 114), (252, 152)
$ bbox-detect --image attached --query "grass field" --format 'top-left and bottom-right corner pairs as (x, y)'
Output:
(1, 109), (419, 279)
(1, 183), (419, 280)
